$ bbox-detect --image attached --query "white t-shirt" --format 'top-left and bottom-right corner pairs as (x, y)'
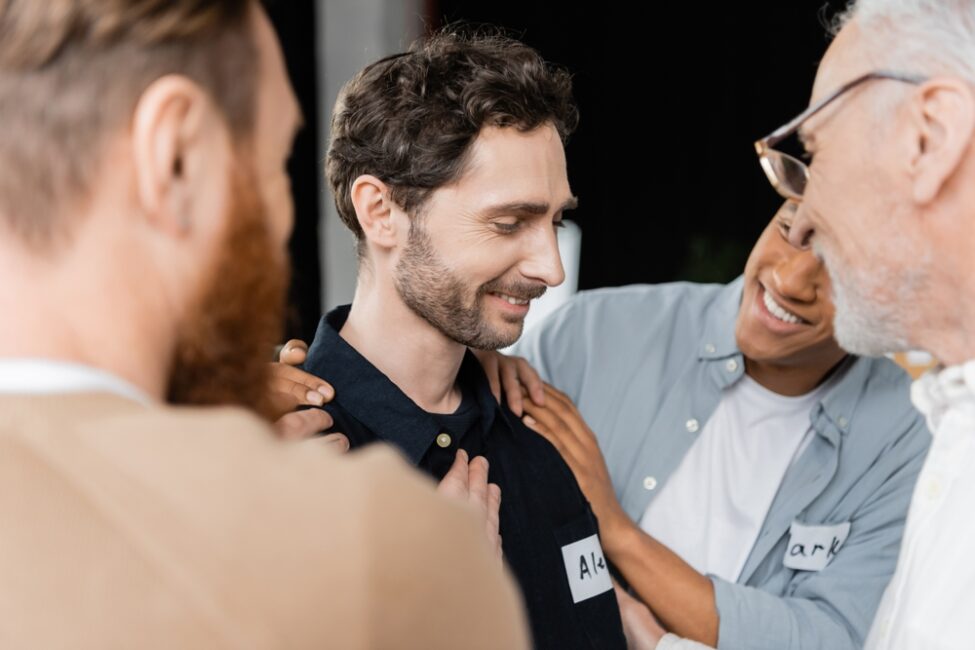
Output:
(639, 373), (833, 582)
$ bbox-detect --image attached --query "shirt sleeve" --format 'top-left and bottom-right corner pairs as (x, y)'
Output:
(710, 416), (930, 650)
(510, 295), (590, 402)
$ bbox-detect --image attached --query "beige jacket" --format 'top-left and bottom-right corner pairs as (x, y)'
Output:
(0, 393), (528, 649)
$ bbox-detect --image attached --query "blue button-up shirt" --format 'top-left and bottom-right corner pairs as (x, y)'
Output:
(513, 278), (931, 650)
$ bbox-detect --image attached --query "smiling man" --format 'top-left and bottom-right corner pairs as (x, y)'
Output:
(508, 201), (931, 649)
(301, 32), (626, 649)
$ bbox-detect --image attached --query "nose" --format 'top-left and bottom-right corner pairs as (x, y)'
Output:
(520, 224), (566, 288)
(788, 205), (815, 250)
(771, 248), (822, 304)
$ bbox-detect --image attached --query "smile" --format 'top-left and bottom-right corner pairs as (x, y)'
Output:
(491, 292), (530, 306)
(762, 288), (806, 325)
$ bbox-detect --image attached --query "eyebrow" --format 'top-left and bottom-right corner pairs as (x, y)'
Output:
(482, 196), (579, 218)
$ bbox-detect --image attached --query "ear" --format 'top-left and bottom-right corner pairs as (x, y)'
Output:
(907, 78), (975, 204)
(350, 174), (403, 250)
(130, 74), (227, 237)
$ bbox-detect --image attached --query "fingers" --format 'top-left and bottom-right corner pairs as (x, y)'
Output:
(273, 408), (334, 441)
(487, 482), (502, 562)
(467, 455), (490, 510)
(269, 372), (333, 411)
(522, 399), (574, 446)
(521, 412), (569, 457)
(499, 358), (525, 416)
(278, 339), (309, 365)
(437, 449), (470, 500)
(315, 433), (350, 453)
(532, 384), (595, 446)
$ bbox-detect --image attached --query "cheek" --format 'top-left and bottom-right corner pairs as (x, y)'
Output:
(436, 228), (522, 275)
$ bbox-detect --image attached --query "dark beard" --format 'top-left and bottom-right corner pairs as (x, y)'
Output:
(166, 163), (288, 420)
(393, 222), (545, 350)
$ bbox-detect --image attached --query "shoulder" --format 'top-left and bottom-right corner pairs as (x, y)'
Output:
(553, 281), (726, 324)
(519, 281), (728, 354)
(838, 356), (931, 457)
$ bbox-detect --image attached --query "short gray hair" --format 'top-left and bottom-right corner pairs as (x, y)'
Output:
(833, 1), (975, 82)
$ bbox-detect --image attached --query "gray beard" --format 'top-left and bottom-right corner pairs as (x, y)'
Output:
(817, 239), (916, 356)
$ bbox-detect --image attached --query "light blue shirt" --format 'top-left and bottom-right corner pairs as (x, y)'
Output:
(513, 278), (931, 650)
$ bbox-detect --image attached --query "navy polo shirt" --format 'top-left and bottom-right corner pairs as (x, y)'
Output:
(304, 306), (626, 649)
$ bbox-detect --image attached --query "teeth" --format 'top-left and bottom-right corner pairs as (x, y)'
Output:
(763, 288), (802, 324)
(496, 293), (529, 306)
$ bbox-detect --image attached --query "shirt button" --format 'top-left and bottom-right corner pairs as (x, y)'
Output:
(926, 479), (943, 499)
(704, 343), (716, 354)
(838, 417), (849, 429)
(686, 418), (700, 433)
(726, 359), (739, 373)
(643, 476), (658, 491)
(436, 433), (452, 448)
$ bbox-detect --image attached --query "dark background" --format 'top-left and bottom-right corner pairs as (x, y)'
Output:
(268, 2), (846, 342)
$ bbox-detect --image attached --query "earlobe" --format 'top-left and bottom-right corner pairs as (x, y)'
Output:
(131, 75), (210, 236)
(910, 79), (975, 205)
(350, 174), (400, 249)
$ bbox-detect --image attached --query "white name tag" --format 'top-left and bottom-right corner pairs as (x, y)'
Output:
(782, 521), (851, 572)
(561, 534), (613, 604)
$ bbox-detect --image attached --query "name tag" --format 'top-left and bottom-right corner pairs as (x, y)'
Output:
(783, 521), (851, 572)
(560, 534), (613, 604)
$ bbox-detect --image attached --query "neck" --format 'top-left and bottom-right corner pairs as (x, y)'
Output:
(908, 260), (975, 367)
(897, 195), (975, 367)
(745, 353), (847, 396)
(0, 232), (174, 401)
(341, 279), (465, 414)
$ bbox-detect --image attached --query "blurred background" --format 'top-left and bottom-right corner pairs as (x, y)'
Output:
(268, 1), (850, 343)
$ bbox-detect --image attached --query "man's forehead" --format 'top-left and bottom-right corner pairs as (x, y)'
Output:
(442, 123), (572, 207)
(253, 5), (302, 140)
(805, 21), (871, 134)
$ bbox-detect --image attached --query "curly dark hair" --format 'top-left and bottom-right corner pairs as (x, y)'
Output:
(325, 29), (579, 244)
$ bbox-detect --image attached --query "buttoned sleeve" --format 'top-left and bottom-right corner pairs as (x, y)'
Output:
(711, 414), (930, 650)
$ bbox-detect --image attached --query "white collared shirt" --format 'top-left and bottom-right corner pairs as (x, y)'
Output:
(865, 362), (975, 649)
(0, 358), (151, 404)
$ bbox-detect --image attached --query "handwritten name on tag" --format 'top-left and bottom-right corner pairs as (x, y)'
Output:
(782, 521), (851, 572)
(561, 534), (613, 604)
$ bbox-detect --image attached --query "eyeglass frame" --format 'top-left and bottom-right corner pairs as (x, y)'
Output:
(754, 70), (928, 201)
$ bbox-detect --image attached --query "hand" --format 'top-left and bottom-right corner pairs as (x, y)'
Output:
(471, 349), (546, 416)
(614, 581), (667, 650)
(268, 339), (347, 446)
(521, 384), (629, 538)
(438, 450), (503, 563)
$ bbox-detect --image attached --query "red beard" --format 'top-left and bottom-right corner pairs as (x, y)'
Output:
(166, 162), (288, 420)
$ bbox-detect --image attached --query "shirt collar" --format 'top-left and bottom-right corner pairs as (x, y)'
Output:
(303, 305), (503, 464)
(699, 276), (746, 361)
(700, 275), (859, 437)
(0, 358), (152, 405)
(911, 360), (975, 432)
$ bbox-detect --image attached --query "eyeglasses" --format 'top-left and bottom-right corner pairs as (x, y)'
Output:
(754, 71), (927, 201)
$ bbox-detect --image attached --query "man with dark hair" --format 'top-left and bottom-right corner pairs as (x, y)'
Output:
(0, 2), (528, 646)
(302, 31), (627, 648)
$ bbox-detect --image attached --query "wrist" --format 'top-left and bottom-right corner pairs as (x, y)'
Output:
(599, 509), (639, 558)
